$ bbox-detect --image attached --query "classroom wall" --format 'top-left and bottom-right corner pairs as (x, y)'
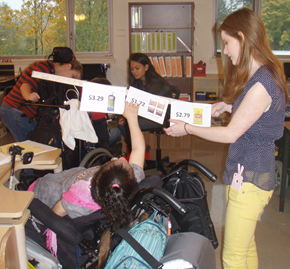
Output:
(107, 0), (222, 86)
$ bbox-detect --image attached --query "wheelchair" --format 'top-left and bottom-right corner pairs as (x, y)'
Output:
(25, 179), (185, 269)
(24, 159), (217, 269)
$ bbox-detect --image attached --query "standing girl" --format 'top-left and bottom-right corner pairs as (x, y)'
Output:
(164, 8), (287, 269)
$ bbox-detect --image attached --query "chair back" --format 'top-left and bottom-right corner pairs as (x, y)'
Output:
(170, 85), (180, 100)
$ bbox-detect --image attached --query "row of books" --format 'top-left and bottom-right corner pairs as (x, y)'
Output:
(131, 32), (177, 54)
(149, 55), (192, 78)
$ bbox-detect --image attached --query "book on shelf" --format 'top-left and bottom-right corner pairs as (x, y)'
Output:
(151, 32), (156, 52)
(141, 32), (147, 53)
(177, 36), (191, 53)
(156, 32), (162, 53)
(172, 32), (177, 53)
(165, 56), (172, 77)
(148, 56), (153, 66)
(146, 33), (152, 53)
(135, 32), (141, 52)
(179, 93), (191, 101)
(158, 56), (167, 77)
(152, 56), (162, 76)
(186, 56), (192, 78)
(176, 56), (183, 77)
(171, 56), (177, 77)
(167, 32), (172, 52)
(131, 33), (136, 53)
(131, 7), (142, 28)
(162, 32), (168, 53)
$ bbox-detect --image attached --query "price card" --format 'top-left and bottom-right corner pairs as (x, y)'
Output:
(126, 86), (169, 124)
(80, 81), (127, 114)
(170, 100), (212, 127)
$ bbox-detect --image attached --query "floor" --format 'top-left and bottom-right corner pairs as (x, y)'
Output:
(1, 130), (289, 268)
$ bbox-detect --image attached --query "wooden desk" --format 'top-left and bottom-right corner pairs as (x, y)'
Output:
(0, 148), (62, 269)
(280, 122), (290, 212)
(0, 148), (62, 218)
(0, 75), (16, 84)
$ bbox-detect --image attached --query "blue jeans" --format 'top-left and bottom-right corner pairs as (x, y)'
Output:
(0, 102), (37, 142)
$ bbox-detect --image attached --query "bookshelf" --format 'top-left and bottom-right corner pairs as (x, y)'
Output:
(193, 74), (224, 103)
(129, 2), (195, 101)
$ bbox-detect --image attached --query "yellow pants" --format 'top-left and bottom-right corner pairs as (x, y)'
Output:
(223, 183), (273, 269)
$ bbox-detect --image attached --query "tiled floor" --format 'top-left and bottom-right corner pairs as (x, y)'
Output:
(1, 130), (289, 268)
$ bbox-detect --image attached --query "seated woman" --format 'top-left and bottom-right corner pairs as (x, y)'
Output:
(29, 101), (145, 230)
(118, 53), (175, 156)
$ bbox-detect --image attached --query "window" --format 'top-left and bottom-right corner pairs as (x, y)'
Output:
(215, 0), (290, 56)
(0, 0), (112, 58)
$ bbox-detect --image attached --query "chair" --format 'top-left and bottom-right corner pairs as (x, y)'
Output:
(144, 86), (181, 175)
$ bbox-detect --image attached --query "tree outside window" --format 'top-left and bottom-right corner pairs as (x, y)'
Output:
(216, 0), (290, 55)
(0, 0), (110, 56)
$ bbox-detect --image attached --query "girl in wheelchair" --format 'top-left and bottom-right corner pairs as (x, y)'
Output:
(26, 101), (148, 268)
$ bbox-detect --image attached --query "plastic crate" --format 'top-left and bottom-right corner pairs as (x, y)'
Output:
(194, 62), (206, 76)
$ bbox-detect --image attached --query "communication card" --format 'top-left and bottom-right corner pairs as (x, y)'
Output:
(170, 100), (212, 127)
(80, 81), (127, 114)
(126, 86), (169, 124)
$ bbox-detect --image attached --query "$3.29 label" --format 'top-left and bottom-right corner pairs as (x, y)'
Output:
(88, 95), (104, 101)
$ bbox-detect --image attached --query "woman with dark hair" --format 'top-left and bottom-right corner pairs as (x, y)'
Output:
(165, 8), (287, 269)
(0, 47), (83, 142)
(128, 52), (173, 97)
(119, 52), (174, 154)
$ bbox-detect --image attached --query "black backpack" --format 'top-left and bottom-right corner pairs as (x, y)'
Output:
(162, 159), (219, 249)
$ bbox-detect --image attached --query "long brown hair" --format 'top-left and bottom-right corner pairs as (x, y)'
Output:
(68, 58), (83, 78)
(219, 8), (287, 104)
(90, 161), (138, 230)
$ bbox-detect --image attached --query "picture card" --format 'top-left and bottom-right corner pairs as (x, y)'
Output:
(80, 81), (127, 114)
(126, 86), (169, 124)
(170, 100), (212, 127)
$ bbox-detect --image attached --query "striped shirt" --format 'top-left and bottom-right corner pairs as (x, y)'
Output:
(4, 61), (52, 118)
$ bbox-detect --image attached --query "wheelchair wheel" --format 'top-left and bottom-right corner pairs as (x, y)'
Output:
(79, 148), (113, 168)
(274, 160), (289, 196)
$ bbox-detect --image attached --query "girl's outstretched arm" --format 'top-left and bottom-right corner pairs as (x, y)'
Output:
(123, 101), (146, 168)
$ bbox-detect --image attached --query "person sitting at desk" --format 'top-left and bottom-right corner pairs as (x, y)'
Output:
(118, 52), (174, 157)
(0, 47), (83, 142)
